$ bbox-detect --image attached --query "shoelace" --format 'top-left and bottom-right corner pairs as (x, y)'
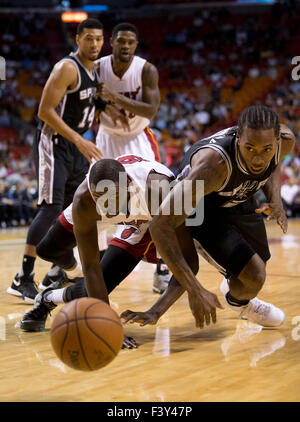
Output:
(24, 302), (51, 319)
(244, 299), (270, 319)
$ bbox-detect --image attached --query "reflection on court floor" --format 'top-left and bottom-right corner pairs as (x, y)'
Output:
(0, 221), (299, 402)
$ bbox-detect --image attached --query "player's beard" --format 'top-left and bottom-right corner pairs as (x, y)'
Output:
(88, 53), (100, 61)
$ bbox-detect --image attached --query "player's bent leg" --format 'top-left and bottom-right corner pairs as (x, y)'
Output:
(19, 246), (142, 332)
(220, 255), (285, 327)
(36, 218), (77, 268)
(231, 253), (266, 300)
(7, 203), (63, 303)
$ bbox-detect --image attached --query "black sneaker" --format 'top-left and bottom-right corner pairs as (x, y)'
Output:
(38, 266), (64, 290)
(19, 288), (57, 332)
(7, 273), (39, 303)
(152, 259), (170, 294)
(39, 268), (78, 290)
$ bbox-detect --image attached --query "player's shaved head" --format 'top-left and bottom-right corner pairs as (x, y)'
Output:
(89, 159), (125, 188)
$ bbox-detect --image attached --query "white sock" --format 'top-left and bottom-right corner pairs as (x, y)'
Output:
(44, 288), (66, 304)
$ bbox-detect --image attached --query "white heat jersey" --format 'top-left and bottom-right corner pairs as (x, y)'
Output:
(62, 155), (174, 232)
(95, 55), (150, 136)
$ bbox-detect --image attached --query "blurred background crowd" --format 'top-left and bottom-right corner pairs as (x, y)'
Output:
(0, 0), (299, 227)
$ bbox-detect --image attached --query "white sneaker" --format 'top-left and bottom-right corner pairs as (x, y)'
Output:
(220, 278), (285, 327)
(152, 272), (169, 294)
(220, 278), (230, 296)
(239, 298), (285, 327)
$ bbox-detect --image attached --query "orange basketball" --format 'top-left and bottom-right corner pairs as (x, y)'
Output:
(50, 297), (124, 371)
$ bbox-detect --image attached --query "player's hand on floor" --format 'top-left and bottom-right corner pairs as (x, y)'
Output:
(122, 335), (138, 349)
(75, 137), (103, 163)
(188, 287), (223, 329)
(255, 202), (288, 233)
(120, 309), (160, 326)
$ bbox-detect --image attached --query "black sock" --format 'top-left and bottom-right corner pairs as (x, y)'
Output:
(226, 292), (249, 307)
(20, 255), (36, 278)
(64, 279), (87, 302)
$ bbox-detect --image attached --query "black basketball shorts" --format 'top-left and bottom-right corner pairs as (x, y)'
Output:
(34, 130), (89, 208)
(189, 207), (270, 278)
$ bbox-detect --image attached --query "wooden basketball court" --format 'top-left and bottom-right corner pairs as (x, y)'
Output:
(0, 221), (299, 402)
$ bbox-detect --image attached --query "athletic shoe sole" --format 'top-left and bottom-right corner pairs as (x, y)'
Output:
(20, 321), (46, 331)
(6, 287), (35, 304)
(38, 283), (48, 291)
(152, 286), (165, 294)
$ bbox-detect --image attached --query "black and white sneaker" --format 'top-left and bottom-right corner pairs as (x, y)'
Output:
(152, 259), (170, 294)
(38, 266), (64, 290)
(39, 268), (78, 290)
(7, 273), (39, 303)
(19, 287), (57, 332)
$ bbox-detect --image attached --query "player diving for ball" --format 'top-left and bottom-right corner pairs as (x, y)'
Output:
(20, 153), (209, 348)
(19, 106), (295, 344)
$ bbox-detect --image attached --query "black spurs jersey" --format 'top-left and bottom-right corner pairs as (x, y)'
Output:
(177, 126), (281, 209)
(41, 52), (99, 138)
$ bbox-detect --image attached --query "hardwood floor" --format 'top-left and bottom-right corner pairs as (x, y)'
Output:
(0, 221), (299, 402)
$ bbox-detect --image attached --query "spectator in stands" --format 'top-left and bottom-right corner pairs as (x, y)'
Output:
(281, 176), (300, 218)
(10, 181), (37, 225)
(0, 110), (11, 127)
(0, 180), (16, 228)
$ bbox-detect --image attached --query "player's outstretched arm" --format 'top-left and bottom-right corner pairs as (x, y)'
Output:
(149, 149), (226, 328)
(256, 124), (296, 233)
(38, 61), (102, 163)
(121, 276), (185, 326)
(72, 183), (109, 303)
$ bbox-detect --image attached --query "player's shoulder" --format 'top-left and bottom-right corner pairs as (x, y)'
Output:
(202, 126), (237, 144)
(53, 57), (78, 76)
(141, 60), (158, 82)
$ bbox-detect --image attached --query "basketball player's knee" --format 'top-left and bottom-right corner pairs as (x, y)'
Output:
(251, 269), (265, 292)
(36, 240), (56, 262)
(241, 262), (266, 293)
(39, 203), (63, 222)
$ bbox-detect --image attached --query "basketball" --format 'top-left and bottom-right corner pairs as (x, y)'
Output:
(50, 297), (124, 371)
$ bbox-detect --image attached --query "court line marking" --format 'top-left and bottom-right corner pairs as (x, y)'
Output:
(0, 239), (26, 245)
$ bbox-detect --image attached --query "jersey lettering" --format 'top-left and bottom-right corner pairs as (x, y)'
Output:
(117, 155), (149, 164)
(119, 87), (141, 119)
